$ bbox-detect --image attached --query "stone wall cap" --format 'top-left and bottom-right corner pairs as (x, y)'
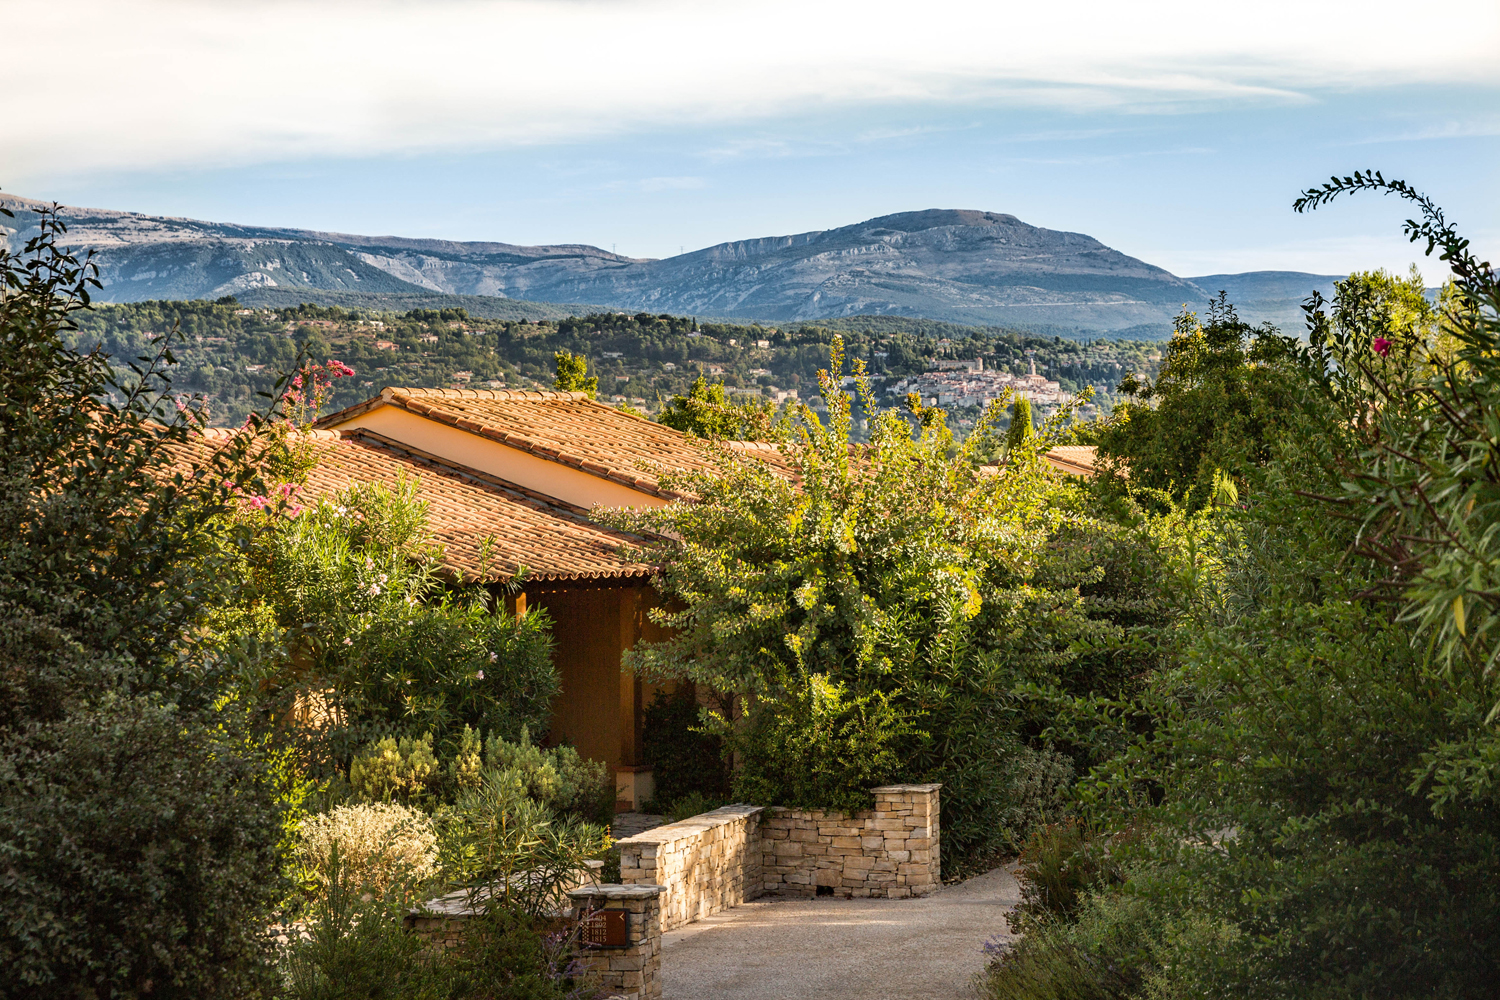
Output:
(568, 883), (665, 900)
(615, 803), (765, 845)
(870, 783), (943, 793)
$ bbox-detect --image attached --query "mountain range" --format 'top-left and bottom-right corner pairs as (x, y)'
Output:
(0, 194), (1342, 336)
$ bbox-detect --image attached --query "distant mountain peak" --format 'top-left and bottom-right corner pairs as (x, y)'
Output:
(850, 209), (1026, 234)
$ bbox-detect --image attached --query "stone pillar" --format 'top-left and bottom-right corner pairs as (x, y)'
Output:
(871, 783), (942, 896)
(567, 883), (664, 1000)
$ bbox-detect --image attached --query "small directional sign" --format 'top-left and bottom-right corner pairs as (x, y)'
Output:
(582, 909), (628, 948)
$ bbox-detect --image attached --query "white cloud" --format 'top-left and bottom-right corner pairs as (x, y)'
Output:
(2, 0), (1497, 183)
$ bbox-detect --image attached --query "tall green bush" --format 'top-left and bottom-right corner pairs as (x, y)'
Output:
(727, 674), (914, 813)
(0, 202), (289, 995)
(641, 687), (731, 808)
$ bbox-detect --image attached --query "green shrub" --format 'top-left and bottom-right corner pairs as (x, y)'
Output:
(0, 203), (289, 996)
(1009, 822), (1125, 934)
(483, 728), (614, 827)
(349, 733), (443, 806)
(0, 697), (288, 997)
(641, 686), (730, 808)
(227, 479), (560, 769)
(283, 845), (603, 1000)
(343, 727), (613, 828)
(981, 887), (1156, 1000)
(665, 790), (723, 822)
(729, 674), (914, 813)
(437, 906), (600, 1000)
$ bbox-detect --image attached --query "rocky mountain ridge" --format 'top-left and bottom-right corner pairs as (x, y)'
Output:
(1, 194), (1341, 334)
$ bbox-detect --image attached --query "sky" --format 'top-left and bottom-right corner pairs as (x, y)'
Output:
(3, 0), (1497, 280)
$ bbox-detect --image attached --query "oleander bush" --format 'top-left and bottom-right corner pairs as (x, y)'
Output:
(222, 477), (560, 772)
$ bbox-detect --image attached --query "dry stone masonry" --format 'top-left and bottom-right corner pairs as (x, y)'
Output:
(615, 784), (941, 931)
(761, 784), (941, 899)
(567, 883), (664, 1000)
(616, 803), (763, 932)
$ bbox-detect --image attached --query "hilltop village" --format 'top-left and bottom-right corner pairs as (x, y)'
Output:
(887, 352), (1064, 411)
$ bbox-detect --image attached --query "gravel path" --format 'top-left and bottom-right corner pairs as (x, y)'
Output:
(659, 866), (1019, 1000)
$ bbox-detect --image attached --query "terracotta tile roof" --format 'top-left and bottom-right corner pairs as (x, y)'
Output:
(192, 427), (653, 583)
(1043, 445), (1100, 478)
(316, 388), (789, 498)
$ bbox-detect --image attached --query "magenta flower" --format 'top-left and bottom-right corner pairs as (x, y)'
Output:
(1373, 337), (1392, 357)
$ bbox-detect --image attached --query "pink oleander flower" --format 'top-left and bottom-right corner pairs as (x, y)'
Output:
(475, 670), (485, 681)
(330, 360), (355, 377)
(1373, 337), (1392, 357)
(343, 637), (353, 646)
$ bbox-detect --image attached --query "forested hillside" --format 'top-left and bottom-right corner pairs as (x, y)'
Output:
(69, 298), (1165, 428)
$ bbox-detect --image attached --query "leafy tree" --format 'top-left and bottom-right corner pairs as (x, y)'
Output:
(983, 175), (1500, 1000)
(658, 374), (781, 440)
(552, 349), (597, 397)
(1096, 295), (1299, 506)
(0, 202), (289, 995)
(604, 337), (1108, 857)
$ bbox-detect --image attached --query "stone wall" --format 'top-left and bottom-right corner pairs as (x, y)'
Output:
(760, 784), (941, 899)
(616, 803), (764, 932)
(568, 883), (664, 1000)
(616, 785), (941, 929)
